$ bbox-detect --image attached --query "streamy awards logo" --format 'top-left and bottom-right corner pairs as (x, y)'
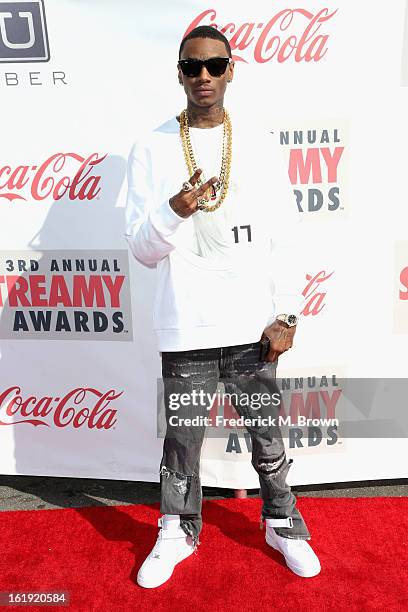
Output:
(276, 367), (347, 458)
(278, 120), (348, 217)
(198, 373), (343, 456)
(0, 251), (133, 340)
(0, 0), (49, 62)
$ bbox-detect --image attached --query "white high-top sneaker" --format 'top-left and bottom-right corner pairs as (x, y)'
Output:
(265, 517), (321, 577)
(137, 514), (196, 588)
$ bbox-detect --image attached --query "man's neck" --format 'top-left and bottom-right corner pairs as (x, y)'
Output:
(184, 102), (225, 128)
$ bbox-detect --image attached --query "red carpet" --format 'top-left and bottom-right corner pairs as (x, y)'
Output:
(0, 497), (407, 611)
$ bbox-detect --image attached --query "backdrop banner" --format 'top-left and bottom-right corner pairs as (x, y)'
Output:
(0, 0), (407, 486)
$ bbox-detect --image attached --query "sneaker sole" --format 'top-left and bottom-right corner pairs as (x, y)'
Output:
(137, 574), (172, 589)
(265, 532), (321, 578)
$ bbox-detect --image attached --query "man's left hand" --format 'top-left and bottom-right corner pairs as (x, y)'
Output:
(261, 319), (297, 363)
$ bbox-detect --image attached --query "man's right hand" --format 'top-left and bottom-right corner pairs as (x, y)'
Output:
(169, 169), (219, 218)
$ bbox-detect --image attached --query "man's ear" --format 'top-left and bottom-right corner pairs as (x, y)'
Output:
(228, 60), (235, 83)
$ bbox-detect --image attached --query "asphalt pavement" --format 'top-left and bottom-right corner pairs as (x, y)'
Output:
(0, 475), (407, 512)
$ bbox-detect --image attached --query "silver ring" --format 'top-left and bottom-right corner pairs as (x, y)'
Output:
(182, 181), (193, 191)
(197, 198), (208, 211)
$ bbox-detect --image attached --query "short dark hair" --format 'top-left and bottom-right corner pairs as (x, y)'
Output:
(179, 25), (232, 59)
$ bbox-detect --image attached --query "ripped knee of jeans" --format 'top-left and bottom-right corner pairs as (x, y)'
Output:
(257, 451), (286, 475)
(160, 465), (190, 495)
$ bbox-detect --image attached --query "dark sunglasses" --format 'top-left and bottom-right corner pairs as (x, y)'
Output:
(178, 57), (232, 78)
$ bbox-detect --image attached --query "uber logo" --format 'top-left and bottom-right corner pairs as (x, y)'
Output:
(0, 0), (49, 62)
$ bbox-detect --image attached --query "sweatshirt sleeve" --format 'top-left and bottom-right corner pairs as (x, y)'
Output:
(124, 139), (189, 266)
(264, 132), (304, 324)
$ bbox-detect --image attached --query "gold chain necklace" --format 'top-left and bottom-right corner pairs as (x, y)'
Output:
(179, 108), (232, 213)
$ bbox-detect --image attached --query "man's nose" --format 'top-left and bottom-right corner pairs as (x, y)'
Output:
(197, 65), (211, 79)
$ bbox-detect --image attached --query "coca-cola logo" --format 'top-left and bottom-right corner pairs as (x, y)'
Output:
(399, 266), (408, 300)
(0, 153), (107, 202)
(184, 7), (337, 63)
(394, 242), (408, 333)
(301, 270), (334, 316)
(0, 386), (120, 429)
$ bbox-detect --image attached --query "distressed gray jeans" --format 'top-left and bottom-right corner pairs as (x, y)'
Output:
(159, 340), (311, 548)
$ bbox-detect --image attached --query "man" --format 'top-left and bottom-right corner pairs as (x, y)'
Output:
(125, 25), (321, 588)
